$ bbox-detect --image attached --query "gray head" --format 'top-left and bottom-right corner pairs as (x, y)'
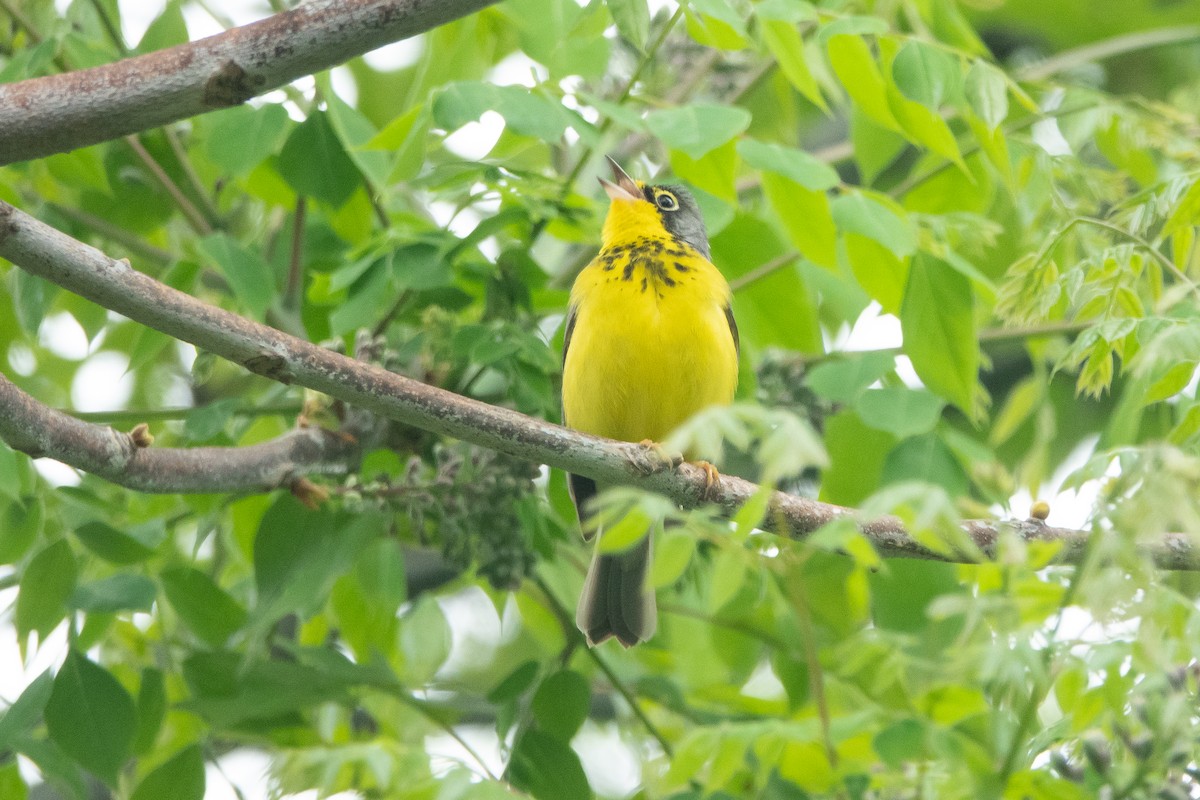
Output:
(639, 182), (709, 259)
(598, 157), (710, 259)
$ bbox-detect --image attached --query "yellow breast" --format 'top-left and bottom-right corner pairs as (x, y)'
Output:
(562, 236), (739, 444)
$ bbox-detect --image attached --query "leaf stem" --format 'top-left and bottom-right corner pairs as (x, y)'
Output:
(1016, 25), (1200, 82)
(996, 531), (1100, 787)
(729, 252), (801, 292)
(531, 574), (675, 756)
(125, 134), (214, 235)
(284, 197), (307, 311)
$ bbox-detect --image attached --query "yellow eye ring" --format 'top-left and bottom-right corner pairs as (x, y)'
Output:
(655, 192), (679, 211)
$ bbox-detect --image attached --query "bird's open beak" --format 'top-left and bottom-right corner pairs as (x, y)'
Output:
(598, 156), (642, 203)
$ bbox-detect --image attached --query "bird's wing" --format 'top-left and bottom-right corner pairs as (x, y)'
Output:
(561, 301), (598, 537)
(724, 303), (739, 358)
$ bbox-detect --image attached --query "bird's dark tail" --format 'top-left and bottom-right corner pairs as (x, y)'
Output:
(576, 534), (656, 647)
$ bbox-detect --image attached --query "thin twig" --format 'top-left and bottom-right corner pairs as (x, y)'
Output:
(47, 203), (174, 266)
(776, 552), (837, 769)
(783, 320), (1093, 368)
(996, 529), (1100, 786)
(284, 197), (307, 311)
(371, 290), (412, 338)
(729, 252), (801, 292)
(164, 126), (223, 228)
(125, 135), (214, 235)
(399, 693), (499, 780)
(1016, 26), (1200, 82)
(531, 575), (675, 756)
(88, 0), (129, 54)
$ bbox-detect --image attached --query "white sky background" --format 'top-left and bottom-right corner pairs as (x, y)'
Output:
(4, 0), (1106, 797)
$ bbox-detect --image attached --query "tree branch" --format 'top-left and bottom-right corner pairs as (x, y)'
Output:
(0, 0), (501, 165)
(0, 373), (358, 494)
(0, 199), (1196, 569)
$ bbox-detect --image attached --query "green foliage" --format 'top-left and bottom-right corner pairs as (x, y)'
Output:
(3, 0), (1200, 798)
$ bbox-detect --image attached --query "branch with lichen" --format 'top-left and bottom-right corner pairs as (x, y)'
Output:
(0, 198), (1196, 570)
(0, 0), (501, 165)
(0, 371), (358, 498)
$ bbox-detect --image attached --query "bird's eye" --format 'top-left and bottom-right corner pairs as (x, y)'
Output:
(655, 192), (679, 211)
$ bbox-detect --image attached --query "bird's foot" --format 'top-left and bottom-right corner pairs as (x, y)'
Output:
(629, 439), (683, 475)
(693, 460), (722, 501)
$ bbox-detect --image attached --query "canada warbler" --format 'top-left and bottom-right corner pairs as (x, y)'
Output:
(562, 157), (739, 647)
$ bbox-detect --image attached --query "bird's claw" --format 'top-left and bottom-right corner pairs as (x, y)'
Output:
(694, 460), (721, 501)
(629, 439), (683, 475)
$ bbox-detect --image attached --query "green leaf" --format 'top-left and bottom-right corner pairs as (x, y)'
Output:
(891, 40), (959, 109)
(1145, 361), (1197, 404)
(399, 597), (451, 683)
(840, 232), (909, 314)
(712, 213), (822, 352)
(324, 86), (390, 189)
(645, 105), (752, 160)
(195, 233), (275, 317)
(806, 352), (896, 404)
(684, 0), (748, 50)
(709, 547), (748, 612)
(45, 650), (136, 786)
(760, 19), (827, 110)
(161, 566), (248, 646)
(874, 718), (926, 767)
(900, 254), (980, 413)
(434, 82), (575, 142)
(831, 192), (916, 257)
(17, 539), (77, 640)
(204, 105), (290, 176)
(253, 496), (380, 625)
(827, 34), (900, 132)
(856, 388), (944, 438)
(820, 411), (896, 506)
(72, 521), (161, 564)
(651, 526), (696, 588)
(136, 2), (188, 52)
(761, 174), (837, 268)
(0, 762), (26, 800)
(130, 745), (204, 800)
(508, 730), (591, 800)
(277, 111), (361, 207)
(870, 559), (961, 634)
(12, 270), (54, 335)
(607, 0), (650, 50)
(70, 575), (157, 613)
(1162, 178), (1200, 239)
(964, 61), (1008, 130)
(738, 139), (839, 191)
(0, 669), (53, 751)
(881, 435), (969, 496)
(0, 444), (26, 504)
(487, 660), (540, 703)
(132, 668), (166, 755)
(532, 670), (590, 741)
(392, 243), (454, 291)
(818, 15), (888, 42)
(0, 497), (43, 564)
(366, 105), (430, 183)
(988, 376), (1044, 446)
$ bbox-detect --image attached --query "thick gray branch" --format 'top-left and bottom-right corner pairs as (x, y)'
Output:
(0, 0), (500, 165)
(0, 372), (358, 493)
(0, 199), (1195, 569)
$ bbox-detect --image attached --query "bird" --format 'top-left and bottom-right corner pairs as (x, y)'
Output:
(561, 157), (740, 647)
